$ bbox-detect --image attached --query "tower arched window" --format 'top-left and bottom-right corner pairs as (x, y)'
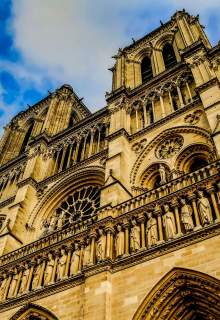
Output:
(20, 121), (35, 154)
(141, 57), (153, 83)
(162, 43), (177, 69)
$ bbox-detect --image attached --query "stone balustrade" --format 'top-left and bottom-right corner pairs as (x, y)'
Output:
(0, 162), (220, 304)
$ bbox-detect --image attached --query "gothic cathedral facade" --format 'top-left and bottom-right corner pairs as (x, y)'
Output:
(0, 10), (220, 320)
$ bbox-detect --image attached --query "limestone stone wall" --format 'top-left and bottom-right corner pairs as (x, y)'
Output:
(1, 234), (219, 320)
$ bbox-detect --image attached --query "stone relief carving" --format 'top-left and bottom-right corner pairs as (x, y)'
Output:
(184, 110), (202, 125)
(70, 243), (81, 276)
(115, 225), (125, 258)
(162, 204), (176, 240)
(155, 135), (184, 159)
(130, 219), (141, 252)
(132, 138), (147, 154)
(146, 212), (158, 247)
(96, 229), (106, 262)
(180, 199), (194, 231)
(197, 191), (213, 225)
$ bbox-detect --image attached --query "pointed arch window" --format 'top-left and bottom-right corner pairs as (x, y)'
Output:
(20, 120), (35, 154)
(162, 43), (177, 69)
(141, 57), (153, 83)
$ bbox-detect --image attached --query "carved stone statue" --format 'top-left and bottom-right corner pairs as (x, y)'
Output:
(19, 263), (30, 294)
(180, 198), (194, 231)
(44, 253), (55, 285)
(57, 211), (66, 229)
(96, 229), (106, 262)
(32, 258), (42, 289)
(130, 219), (141, 252)
(48, 213), (58, 233)
(41, 219), (49, 237)
(115, 225), (125, 257)
(0, 273), (8, 301)
(162, 205), (176, 240)
(197, 191), (212, 225)
(57, 249), (67, 280)
(83, 239), (91, 268)
(146, 212), (158, 247)
(159, 164), (167, 184)
(8, 269), (19, 298)
(70, 243), (81, 276)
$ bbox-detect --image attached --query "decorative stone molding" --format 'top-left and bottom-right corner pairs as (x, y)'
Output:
(184, 109), (202, 125)
(155, 134), (184, 159)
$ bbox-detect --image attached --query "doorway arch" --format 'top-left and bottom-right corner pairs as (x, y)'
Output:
(132, 268), (220, 320)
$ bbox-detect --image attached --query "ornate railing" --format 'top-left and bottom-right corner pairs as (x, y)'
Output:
(0, 161), (219, 305)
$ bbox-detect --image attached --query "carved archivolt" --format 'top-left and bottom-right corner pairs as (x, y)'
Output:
(155, 134), (184, 159)
(10, 303), (58, 320)
(130, 126), (212, 185)
(132, 268), (220, 320)
(27, 166), (105, 235)
(174, 143), (216, 172)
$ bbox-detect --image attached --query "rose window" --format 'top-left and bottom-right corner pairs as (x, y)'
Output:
(41, 186), (100, 237)
(156, 135), (184, 159)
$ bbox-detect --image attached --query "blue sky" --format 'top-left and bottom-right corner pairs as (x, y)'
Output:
(0, 0), (220, 133)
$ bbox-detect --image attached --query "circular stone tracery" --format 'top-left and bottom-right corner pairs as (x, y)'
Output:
(58, 185), (100, 224)
(155, 135), (184, 159)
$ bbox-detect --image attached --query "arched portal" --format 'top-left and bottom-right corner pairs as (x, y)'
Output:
(132, 268), (220, 320)
(10, 303), (58, 320)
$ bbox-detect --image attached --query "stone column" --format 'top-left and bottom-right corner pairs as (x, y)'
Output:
(186, 81), (193, 101)
(89, 231), (97, 265)
(38, 257), (46, 288)
(154, 206), (164, 243)
(66, 144), (74, 168)
(137, 214), (146, 249)
(88, 131), (95, 158)
(188, 192), (201, 230)
(177, 86), (184, 107)
(123, 220), (130, 256)
(207, 187), (220, 222)
(65, 245), (72, 278)
(25, 261), (35, 293)
(171, 199), (182, 237)
(3, 273), (12, 300)
(168, 90), (174, 112)
(105, 225), (114, 259)
(159, 94), (166, 118)
(59, 145), (67, 172)
(51, 251), (59, 284)
(14, 267), (23, 297)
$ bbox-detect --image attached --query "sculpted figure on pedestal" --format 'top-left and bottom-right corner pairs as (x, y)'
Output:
(32, 258), (42, 289)
(96, 229), (106, 262)
(57, 211), (66, 229)
(180, 198), (194, 231)
(19, 263), (30, 294)
(159, 164), (167, 184)
(41, 219), (50, 237)
(115, 225), (125, 257)
(83, 239), (91, 268)
(70, 243), (81, 275)
(0, 273), (8, 301)
(130, 219), (141, 252)
(44, 253), (55, 285)
(8, 269), (19, 298)
(162, 204), (176, 240)
(146, 212), (158, 247)
(57, 249), (67, 280)
(48, 213), (58, 233)
(197, 191), (213, 225)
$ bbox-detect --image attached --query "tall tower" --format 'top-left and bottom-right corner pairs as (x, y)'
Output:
(0, 10), (220, 320)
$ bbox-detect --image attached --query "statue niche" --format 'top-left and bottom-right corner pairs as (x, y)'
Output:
(40, 185), (101, 237)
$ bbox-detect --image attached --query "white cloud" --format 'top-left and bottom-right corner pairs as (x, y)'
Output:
(9, 0), (220, 110)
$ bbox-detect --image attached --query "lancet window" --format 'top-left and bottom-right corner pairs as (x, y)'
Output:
(162, 43), (177, 69)
(141, 57), (153, 83)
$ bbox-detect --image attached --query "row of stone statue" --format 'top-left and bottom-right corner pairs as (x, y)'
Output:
(0, 191), (216, 301)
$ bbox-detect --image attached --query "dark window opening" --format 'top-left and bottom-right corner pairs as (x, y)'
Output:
(189, 158), (208, 173)
(141, 57), (153, 83)
(20, 121), (35, 154)
(162, 43), (177, 69)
